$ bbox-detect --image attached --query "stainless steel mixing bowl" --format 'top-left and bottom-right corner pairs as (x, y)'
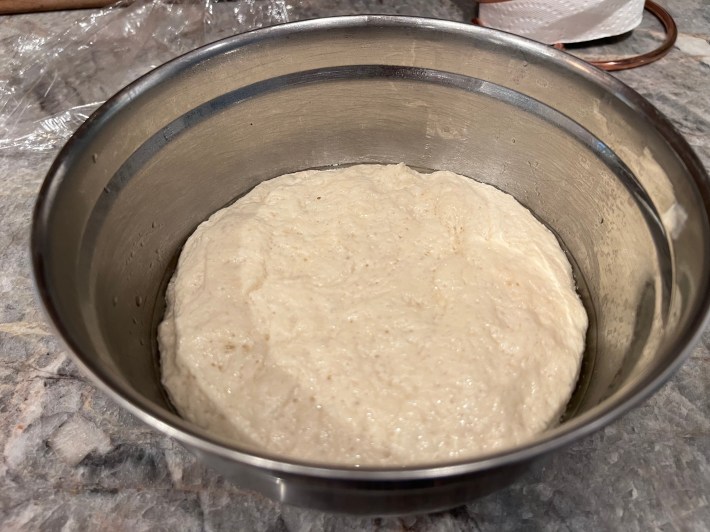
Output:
(32, 16), (710, 515)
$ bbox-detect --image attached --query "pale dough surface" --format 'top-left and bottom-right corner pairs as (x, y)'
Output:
(158, 163), (588, 466)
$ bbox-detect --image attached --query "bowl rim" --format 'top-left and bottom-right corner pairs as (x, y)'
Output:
(31, 14), (710, 482)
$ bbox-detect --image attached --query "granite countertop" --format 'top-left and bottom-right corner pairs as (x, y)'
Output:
(1, 0), (709, 529)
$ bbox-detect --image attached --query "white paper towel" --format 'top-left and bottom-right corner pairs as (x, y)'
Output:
(479, 0), (645, 45)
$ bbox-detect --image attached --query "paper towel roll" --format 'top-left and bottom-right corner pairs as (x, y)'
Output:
(479, 0), (645, 45)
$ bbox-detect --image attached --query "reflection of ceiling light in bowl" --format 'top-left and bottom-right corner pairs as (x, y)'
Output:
(474, 0), (677, 70)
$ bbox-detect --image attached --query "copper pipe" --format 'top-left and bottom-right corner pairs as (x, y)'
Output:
(474, 0), (678, 71)
(585, 0), (678, 71)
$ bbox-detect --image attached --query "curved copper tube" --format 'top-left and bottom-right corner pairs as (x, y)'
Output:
(474, 0), (678, 71)
(584, 0), (678, 71)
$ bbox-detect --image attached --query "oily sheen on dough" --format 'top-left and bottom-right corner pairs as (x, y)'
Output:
(158, 163), (588, 466)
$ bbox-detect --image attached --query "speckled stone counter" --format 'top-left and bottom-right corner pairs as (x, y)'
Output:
(1, 1), (709, 529)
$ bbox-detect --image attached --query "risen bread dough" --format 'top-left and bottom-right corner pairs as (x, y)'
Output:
(159, 163), (587, 466)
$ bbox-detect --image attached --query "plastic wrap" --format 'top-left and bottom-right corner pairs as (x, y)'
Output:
(0, 0), (469, 153)
(0, 0), (290, 152)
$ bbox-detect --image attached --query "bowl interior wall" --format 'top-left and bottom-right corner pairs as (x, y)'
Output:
(79, 75), (668, 421)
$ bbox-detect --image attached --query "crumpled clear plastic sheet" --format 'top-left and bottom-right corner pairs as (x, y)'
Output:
(0, 0), (469, 153)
